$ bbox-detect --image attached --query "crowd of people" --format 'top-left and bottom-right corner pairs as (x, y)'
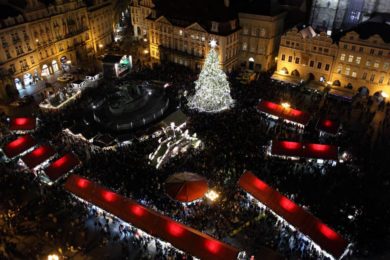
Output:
(1, 61), (390, 259)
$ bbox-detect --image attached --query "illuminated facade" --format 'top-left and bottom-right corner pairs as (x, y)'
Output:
(130, 0), (286, 72)
(274, 22), (390, 95)
(275, 26), (338, 85)
(0, 0), (115, 100)
(239, 12), (286, 71)
(130, 0), (154, 39)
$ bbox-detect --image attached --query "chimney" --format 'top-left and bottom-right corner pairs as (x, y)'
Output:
(224, 0), (230, 8)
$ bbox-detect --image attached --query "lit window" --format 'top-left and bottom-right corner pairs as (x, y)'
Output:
(340, 53), (345, 61)
(366, 60), (371, 67)
(337, 65), (342, 74)
(352, 71), (357, 78)
(384, 63), (389, 70)
(374, 62), (379, 68)
(242, 42), (247, 51)
(345, 67), (350, 76)
(179, 30), (183, 36)
(362, 72), (367, 80)
(348, 55), (353, 62)
(356, 57), (361, 64)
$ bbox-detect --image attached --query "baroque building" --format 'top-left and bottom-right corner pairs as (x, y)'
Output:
(274, 19), (390, 95)
(0, 0), (115, 100)
(130, 0), (286, 72)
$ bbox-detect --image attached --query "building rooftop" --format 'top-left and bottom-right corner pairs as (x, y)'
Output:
(334, 20), (390, 44)
(0, 4), (22, 20)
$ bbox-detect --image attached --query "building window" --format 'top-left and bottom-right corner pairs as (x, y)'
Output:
(337, 65), (342, 74)
(370, 49), (375, 55)
(366, 60), (371, 67)
(295, 57), (300, 64)
(286, 40), (290, 45)
(243, 27), (249, 35)
(356, 57), (361, 64)
(30, 56), (34, 64)
(374, 62), (379, 68)
(179, 30), (183, 36)
(351, 45), (356, 51)
(379, 76), (384, 84)
(359, 47), (364, 52)
(324, 48), (329, 53)
(370, 74), (375, 82)
(352, 71), (357, 78)
(5, 50), (11, 59)
(384, 63), (389, 70)
(313, 46), (317, 51)
(309, 60), (314, 67)
(325, 64), (330, 71)
(345, 67), (350, 76)
(340, 53), (345, 61)
(281, 54), (285, 61)
(343, 44), (347, 49)
(348, 55), (354, 62)
(242, 42), (247, 51)
(317, 62), (322, 69)
(378, 50), (383, 56)
(319, 47), (323, 52)
(252, 28), (257, 36)
(260, 28), (266, 37)
(362, 72), (367, 80)
(288, 56), (292, 62)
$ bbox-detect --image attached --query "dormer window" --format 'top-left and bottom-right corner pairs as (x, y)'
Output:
(211, 21), (218, 33)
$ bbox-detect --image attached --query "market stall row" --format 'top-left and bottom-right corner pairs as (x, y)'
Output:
(64, 175), (240, 260)
(239, 171), (349, 259)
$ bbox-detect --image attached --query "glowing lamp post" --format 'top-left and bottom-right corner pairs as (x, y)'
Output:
(205, 190), (219, 202)
(281, 102), (290, 109)
(48, 254), (59, 260)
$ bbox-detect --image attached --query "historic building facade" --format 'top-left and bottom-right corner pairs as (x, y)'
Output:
(130, 0), (153, 39)
(130, 0), (286, 72)
(309, 0), (390, 32)
(0, 0), (115, 100)
(274, 22), (390, 95)
(238, 11), (286, 72)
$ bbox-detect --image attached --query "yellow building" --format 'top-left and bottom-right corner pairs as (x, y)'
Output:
(331, 24), (390, 95)
(0, 0), (115, 100)
(130, 0), (153, 39)
(274, 21), (390, 95)
(274, 26), (338, 87)
(131, 0), (286, 72)
(238, 11), (286, 72)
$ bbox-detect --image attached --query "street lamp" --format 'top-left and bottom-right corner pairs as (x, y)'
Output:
(98, 43), (103, 49)
(281, 102), (290, 109)
(143, 49), (149, 54)
(47, 254), (59, 260)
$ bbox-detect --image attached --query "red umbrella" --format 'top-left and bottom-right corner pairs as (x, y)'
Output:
(165, 172), (208, 202)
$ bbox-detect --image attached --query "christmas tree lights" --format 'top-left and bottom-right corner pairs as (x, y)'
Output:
(187, 40), (234, 112)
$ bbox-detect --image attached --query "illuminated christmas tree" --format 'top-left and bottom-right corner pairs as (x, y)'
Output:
(187, 40), (234, 112)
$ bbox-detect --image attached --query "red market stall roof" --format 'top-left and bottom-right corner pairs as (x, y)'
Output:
(44, 153), (80, 182)
(21, 145), (56, 169)
(316, 118), (340, 135)
(9, 117), (36, 131)
(239, 171), (348, 259)
(256, 100), (310, 126)
(271, 140), (338, 161)
(65, 175), (239, 260)
(2, 135), (37, 158)
(165, 172), (208, 202)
